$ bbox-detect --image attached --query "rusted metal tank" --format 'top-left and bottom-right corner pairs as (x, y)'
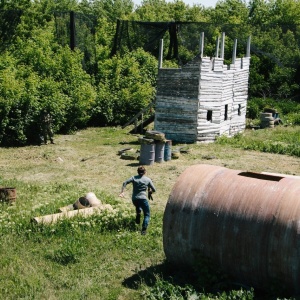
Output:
(0, 187), (16, 205)
(163, 164), (300, 294)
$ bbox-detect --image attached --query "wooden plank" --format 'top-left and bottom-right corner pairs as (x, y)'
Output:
(122, 101), (154, 129)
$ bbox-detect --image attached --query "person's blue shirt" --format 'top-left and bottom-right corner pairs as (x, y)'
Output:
(122, 175), (156, 200)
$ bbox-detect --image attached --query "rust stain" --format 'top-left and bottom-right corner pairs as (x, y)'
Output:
(163, 164), (300, 295)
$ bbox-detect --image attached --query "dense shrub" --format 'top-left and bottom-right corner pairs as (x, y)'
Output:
(89, 48), (157, 126)
(247, 97), (300, 122)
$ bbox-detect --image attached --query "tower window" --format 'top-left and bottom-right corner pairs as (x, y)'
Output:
(238, 104), (241, 116)
(207, 110), (212, 122)
(224, 104), (228, 120)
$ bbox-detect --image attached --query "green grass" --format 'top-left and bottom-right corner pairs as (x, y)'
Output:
(0, 125), (299, 299)
(216, 126), (300, 157)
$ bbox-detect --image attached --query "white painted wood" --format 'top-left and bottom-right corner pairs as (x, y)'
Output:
(155, 33), (250, 143)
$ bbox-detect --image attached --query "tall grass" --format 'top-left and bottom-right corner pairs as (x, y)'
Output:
(216, 126), (300, 157)
(0, 185), (164, 299)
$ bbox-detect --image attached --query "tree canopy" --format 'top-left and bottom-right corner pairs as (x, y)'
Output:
(0, 0), (300, 145)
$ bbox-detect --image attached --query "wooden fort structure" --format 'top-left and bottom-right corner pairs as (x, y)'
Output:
(154, 33), (251, 143)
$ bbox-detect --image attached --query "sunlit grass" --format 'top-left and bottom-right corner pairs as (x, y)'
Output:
(0, 125), (299, 299)
(216, 126), (300, 157)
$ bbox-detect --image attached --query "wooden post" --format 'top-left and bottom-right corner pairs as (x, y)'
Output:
(199, 32), (204, 58)
(220, 32), (225, 59)
(215, 36), (220, 58)
(232, 38), (237, 65)
(246, 36), (251, 57)
(158, 39), (163, 69)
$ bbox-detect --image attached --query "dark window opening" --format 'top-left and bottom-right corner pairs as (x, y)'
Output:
(207, 110), (212, 121)
(224, 104), (228, 120)
(238, 104), (241, 116)
(238, 172), (283, 182)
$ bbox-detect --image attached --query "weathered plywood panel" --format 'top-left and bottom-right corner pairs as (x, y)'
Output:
(155, 53), (250, 143)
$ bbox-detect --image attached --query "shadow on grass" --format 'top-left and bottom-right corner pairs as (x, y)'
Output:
(122, 260), (292, 300)
(122, 261), (187, 290)
(125, 162), (140, 167)
(122, 260), (229, 295)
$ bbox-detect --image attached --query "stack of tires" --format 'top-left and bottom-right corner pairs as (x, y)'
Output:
(260, 112), (275, 129)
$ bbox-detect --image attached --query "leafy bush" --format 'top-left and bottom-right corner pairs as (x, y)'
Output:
(0, 24), (97, 145)
(285, 112), (300, 125)
(216, 127), (300, 157)
(90, 48), (157, 126)
(247, 97), (300, 121)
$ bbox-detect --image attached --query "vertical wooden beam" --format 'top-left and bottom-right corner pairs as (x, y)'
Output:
(215, 36), (220, 58)
(158, 39), (163, 69)
(232, 38), (237, 65)
(246, 36), (251, 57)
(199, 32), (204, 58)
(220, 32), (225, 59)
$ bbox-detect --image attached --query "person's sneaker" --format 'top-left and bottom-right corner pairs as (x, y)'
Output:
(135, 213), (141, 224)
(141, 228), (147, 235)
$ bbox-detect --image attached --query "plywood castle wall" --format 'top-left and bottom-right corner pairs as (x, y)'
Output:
(154, 35), (251, 143)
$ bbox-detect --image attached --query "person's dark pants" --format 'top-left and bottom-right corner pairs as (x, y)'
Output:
(132, 198), (150, 230)
(43, 126), (54, 144)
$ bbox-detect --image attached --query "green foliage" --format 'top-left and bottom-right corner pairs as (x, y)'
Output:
(285, 112), (300, 125)
(246, 97), (300, 120)
(216, 127), (300, 157)
(0, 126), (298, 299)
(142, 275), (256, 300)
(1, 0), (300, 146)
(0, 23), (96, 145)
(143, 276), (198, 300)
(91, 48), (157, 126)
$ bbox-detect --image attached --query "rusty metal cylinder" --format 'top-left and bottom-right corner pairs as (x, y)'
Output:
(163, 164), (300, 294)
(0, 187), (16, 205)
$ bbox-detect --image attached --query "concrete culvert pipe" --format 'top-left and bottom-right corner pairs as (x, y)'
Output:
(73, 192), (101, 209)
(163, 164), (300, 295)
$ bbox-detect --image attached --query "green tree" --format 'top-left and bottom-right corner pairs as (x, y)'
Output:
(91, 48), (157, 126)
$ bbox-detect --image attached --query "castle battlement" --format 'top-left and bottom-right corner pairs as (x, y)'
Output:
(154, 34), (251, 143)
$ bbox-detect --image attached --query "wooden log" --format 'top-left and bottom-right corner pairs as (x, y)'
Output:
(32, 204), (113, 225)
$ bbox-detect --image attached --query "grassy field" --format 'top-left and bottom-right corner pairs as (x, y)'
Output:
(0, 125), (299, 299)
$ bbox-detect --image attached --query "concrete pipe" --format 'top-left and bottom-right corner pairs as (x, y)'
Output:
(59, 192), (102, 212)
(163, 164), (300, 295)
(32, 204), (113, 225)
